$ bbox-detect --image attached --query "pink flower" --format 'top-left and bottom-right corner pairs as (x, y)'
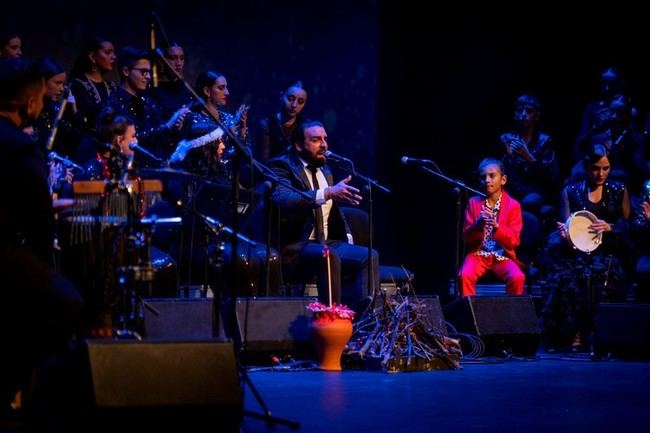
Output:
(307, 302), (355, 321)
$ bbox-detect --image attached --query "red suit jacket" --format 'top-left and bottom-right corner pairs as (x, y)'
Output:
(462, 190), (524, 268)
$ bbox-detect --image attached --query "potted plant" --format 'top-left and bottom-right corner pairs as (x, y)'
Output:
(307, 302), (355, 371)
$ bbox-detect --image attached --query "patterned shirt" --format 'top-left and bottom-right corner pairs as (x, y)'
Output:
(475, 194), (507, 260)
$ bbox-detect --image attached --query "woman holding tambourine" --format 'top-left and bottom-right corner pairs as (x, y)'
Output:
(542, 144), (631, 353)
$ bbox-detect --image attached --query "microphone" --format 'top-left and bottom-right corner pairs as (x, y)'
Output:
(325, 150), (352, 164)
(128, 142), (166, 164)
(48, 151), (84, 172)
(400, 156), (434, 166)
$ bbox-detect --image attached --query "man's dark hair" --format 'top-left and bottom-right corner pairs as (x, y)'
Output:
(0, 31), (19, 48)
(292, 119), (324, 145)
(117, 46), (150, 79)
(0, 57), (43, 111)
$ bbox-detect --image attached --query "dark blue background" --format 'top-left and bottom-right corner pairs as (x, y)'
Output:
(4, 2), (649, 298)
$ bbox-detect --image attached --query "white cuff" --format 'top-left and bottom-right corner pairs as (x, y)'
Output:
(315, 188), (327, 205)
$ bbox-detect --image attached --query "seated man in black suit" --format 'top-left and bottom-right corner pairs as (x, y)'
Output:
(268, 120), (379, 306)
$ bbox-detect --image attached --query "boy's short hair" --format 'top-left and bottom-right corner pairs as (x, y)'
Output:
(478, 157), (505, 175)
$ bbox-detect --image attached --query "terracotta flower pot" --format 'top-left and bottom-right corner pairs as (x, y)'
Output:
(311, 317), (353, 371)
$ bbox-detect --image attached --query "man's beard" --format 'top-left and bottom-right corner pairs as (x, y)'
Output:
(300, 150), (325, 167)
(311, 158), (325, 168)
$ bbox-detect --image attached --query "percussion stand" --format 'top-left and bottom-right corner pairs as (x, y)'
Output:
(172, 179), (211, 300)
(114, 185), (148, 339)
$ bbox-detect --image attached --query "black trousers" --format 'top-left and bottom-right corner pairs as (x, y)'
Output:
(282, 240), (379, 306)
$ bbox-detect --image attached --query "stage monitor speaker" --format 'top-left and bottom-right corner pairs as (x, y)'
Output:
(79, 340), (242, 432)
(596, 302), (650, 358)
(229, 297), (317, 363)
(444, 295), (541, 356)
(143, 297), (219, 340)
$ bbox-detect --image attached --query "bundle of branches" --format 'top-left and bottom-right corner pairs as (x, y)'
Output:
(344, 295), (462, 372)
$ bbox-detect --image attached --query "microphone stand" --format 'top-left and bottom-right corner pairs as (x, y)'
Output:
(45, 90), (69, 151)
(329, 158), (391, 305)
(261, 182), (273, 296)
(153, 47), (301, 431)
(412, 164), (485, 298)
(149, 16), (158, 88)
(130, 144), (168, 166)
(453, 186), (463, 300)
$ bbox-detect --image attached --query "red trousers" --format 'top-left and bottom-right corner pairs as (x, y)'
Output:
(459, 254), (525, 296)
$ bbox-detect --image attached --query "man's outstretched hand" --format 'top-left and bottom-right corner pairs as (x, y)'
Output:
(325, 175), (362, 206)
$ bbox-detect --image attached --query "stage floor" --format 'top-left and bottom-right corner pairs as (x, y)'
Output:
(242, 355), (650, 433)
(2, 355), (648, 432)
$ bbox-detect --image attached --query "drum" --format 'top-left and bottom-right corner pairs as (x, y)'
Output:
(565, 210), (602, 253)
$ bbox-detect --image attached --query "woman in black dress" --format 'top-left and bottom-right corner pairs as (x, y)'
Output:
(257, 81), (308, 161)
(69, 36), (117, 133)
(543, 144), (631, 352)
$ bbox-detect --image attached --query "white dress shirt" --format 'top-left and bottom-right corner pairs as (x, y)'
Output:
(299, 158), (333, 240)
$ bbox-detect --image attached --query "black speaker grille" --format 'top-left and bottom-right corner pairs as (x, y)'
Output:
(234, 297), (317, 354)
(469, 297), (540, 336)
(143, 298), (214, 340)
(86, 340), (241, 407)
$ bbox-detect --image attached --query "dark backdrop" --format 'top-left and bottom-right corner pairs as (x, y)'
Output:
(4, 3), (649, 299)
(376, 7), (650, 299)
(2, 0), (378, 172)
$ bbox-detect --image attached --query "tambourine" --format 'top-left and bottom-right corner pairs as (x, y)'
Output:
(565, 210), (602, 253)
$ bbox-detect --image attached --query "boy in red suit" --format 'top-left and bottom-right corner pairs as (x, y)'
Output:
(459, 158), (525, 296)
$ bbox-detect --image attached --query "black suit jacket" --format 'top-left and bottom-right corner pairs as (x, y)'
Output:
(268, 152), (351, 249)
(0, 116), (54, 263)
